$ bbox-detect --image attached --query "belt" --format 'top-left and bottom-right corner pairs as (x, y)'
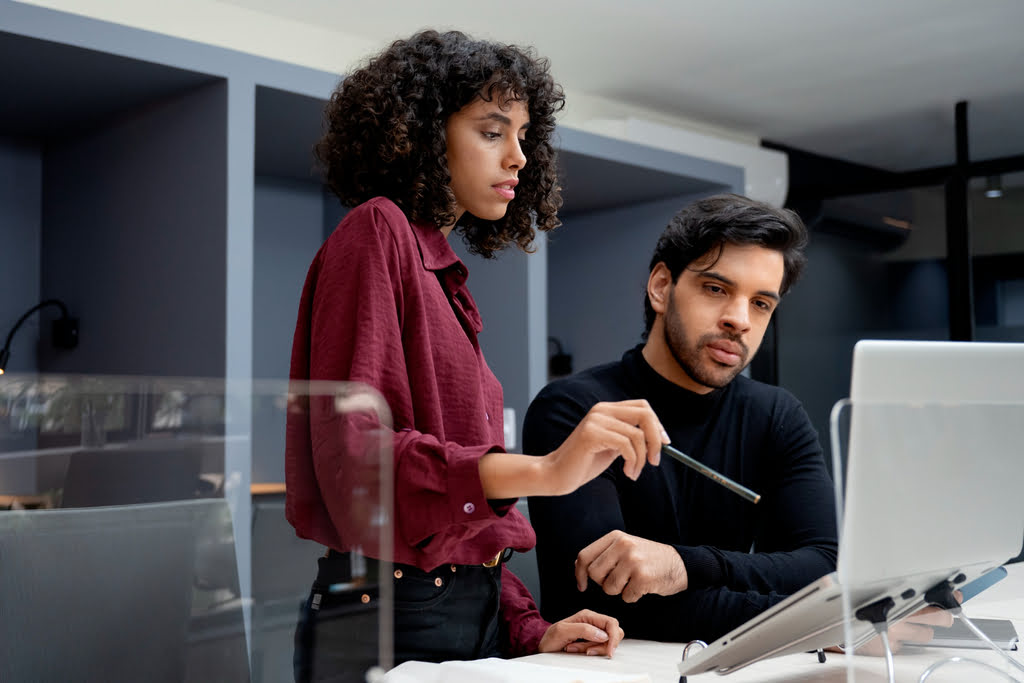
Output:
(325, 548), (512, 569)
(482, 548), (514, 568)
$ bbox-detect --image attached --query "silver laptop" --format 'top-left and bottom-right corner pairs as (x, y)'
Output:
(678, 340), (1024, 676)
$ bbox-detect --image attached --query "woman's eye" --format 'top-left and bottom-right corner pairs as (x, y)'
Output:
(482, 131), (501, 140)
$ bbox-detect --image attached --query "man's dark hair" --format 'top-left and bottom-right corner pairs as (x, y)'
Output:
(315, 29), (565, 258)
(642, 193), (809, 337)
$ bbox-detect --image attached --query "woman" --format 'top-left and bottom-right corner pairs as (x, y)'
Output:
(286, 29), (668, 680)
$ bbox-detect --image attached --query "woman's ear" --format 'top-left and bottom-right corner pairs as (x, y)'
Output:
(647, 262), (673, 315)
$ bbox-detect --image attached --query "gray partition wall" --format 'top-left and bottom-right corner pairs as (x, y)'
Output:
(546, 129), (743, 400)
(0, 137), (41, 375)
(40, 81), (229, 376)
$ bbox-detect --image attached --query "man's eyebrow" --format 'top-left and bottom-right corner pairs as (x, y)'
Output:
(702, 270), (780, 302)
(477, 112), (531, 129)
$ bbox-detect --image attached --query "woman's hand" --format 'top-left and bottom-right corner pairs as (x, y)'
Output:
(541, 400), (669, 496)
(537, 609), (625, 658)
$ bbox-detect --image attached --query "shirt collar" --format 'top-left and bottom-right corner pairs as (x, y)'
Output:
(410, 218), (463, 273)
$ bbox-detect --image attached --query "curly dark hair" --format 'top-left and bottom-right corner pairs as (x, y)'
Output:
(642, 194), (809, 338)
(315, 29), (566, 258)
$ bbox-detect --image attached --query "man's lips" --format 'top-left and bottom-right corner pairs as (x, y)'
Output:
(706, 340), (744, 365)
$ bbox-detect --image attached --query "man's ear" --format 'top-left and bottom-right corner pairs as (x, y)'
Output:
(648, 263), (673, 315)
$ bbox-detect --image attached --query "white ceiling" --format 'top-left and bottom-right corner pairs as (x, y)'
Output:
(222, 0), (1024, 173)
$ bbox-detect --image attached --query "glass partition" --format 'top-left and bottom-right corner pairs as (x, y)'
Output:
(832, 399), (1024, 682)
(0, 375), (393, 683)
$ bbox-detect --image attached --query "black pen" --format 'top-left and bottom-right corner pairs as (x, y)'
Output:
(661, 444), (761, 504)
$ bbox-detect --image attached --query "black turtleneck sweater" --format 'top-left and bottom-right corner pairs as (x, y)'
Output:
(523, 346), (838, 643)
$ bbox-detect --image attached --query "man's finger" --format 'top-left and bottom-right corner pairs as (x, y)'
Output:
(622, 578), (647, 603)
(892, 621), (936, 645)
(575, 533), (617, 591)
(597, 561), (632, 597)
(908, 606), (955, 628)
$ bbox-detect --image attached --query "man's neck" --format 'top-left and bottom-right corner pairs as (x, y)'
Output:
(640, 335), (714, 395)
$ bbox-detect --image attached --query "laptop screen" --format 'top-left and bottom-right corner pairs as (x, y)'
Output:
(839, 340), (1024, 586)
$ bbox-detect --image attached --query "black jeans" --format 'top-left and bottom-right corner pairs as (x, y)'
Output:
(294, 552), (502, 683)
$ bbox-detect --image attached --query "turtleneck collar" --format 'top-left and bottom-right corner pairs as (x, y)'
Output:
(621, 344), (728, 418)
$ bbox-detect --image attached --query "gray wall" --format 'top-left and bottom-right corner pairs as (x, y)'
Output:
(548, 194), (706, 376)
(251, 176), (328, 483)
(0, 137), (43, 494)
(39, 82), (228, 376)
(452, 236), (545, 449)
(777, 231), (893, 456)
(252, 177), (326, 382)
(779, 185), (1024, 463)
(0, 137), (42, 374)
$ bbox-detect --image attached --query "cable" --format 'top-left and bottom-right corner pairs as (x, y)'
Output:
(678, 639), (707, 683)
(953, 613), (1024, 676)
(924, 579), (1024, 677)
(877, 629), (896, 683)
(918, 656), (1022, 683)
(0, 298), (78, 374)
(855, 597), (897, 683)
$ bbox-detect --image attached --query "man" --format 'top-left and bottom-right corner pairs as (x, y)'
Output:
(523, 194), (838, 643)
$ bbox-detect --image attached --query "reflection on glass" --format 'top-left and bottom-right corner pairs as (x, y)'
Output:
(0, 375), (392, 683)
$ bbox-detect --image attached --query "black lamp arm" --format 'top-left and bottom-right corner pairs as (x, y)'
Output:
(2, 299), (75, 353)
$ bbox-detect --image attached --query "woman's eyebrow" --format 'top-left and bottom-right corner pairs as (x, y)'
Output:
(476, 112), (531, 129)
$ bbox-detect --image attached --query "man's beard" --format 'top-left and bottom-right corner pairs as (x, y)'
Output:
(663, 292), (750, 390)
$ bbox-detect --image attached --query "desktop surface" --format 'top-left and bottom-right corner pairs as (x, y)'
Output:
(515, 564), (1024, 682)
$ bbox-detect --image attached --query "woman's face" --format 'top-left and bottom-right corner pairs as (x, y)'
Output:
(444, 96), (530, 225)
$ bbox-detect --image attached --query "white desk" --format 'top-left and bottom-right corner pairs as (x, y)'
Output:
(517, 565), (1024, 682)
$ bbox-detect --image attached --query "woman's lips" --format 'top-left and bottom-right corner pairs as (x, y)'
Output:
(492, 184), (516, 200)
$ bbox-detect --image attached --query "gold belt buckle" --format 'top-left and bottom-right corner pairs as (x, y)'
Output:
(482, 550), (503, 568)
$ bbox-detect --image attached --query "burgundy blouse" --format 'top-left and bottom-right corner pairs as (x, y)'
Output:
(285, 196), (548, 655)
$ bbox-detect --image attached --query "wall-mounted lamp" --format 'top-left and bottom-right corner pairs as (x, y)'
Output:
(548, 336), (573, 378)
(985, 175), (1004, 199)
(0, 299), (79, 375)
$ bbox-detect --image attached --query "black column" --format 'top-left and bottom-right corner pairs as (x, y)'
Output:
(944, 101), (975, 341)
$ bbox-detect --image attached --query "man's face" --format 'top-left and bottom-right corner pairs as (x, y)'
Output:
(657, 243), (784, 391)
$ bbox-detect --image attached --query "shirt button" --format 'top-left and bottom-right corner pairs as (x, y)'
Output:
(394, 569), (403, 579)
(434, 577), (443, 587)
(463, 502), (476, 514)
(485, 412), (490, 421)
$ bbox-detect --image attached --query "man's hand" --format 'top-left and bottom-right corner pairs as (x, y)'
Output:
(827, 601), (959, 657)
(575, 530), (688, 603)
(540, 400), (669, 496)
(860, 606), (955, 656)
(538, 609), (625, 658)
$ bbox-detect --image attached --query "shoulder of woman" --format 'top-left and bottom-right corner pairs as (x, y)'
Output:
(330, 197), (414, 248)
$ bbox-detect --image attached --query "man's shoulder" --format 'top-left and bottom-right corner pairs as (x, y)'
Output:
(727, 375), (806, 413)
(534, 358), (630, 406)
